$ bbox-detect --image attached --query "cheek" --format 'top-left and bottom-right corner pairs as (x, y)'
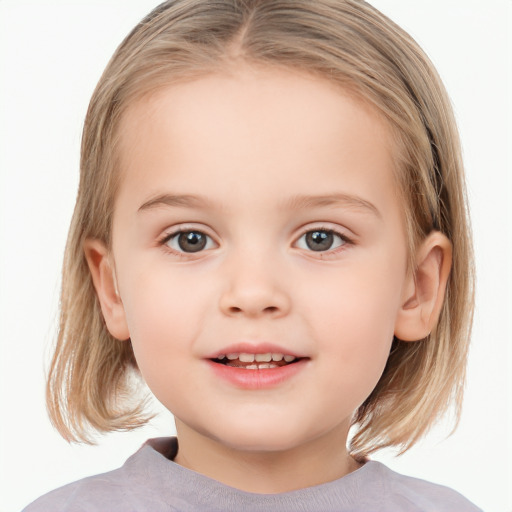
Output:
(310, 293), (396, 412)
(301, 250), (406, 393)
(308, 251), (404, 339)
(119, 268), (209, 385)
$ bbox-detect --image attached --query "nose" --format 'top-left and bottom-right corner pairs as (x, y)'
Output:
(218, 254), (291, 319)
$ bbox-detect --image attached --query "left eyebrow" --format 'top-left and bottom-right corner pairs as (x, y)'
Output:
(282, 193), (382, 219)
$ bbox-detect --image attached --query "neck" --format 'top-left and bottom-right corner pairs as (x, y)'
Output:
(173, 421), (362, 494)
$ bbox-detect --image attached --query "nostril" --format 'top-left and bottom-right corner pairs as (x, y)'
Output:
(220, 288), (291, 318)
(227, 306), (278, 314)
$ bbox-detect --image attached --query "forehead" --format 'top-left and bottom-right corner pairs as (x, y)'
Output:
(115, 65), (399, 217)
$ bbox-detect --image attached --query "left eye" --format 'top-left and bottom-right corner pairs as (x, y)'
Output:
(295, 229), (347, 252)
(163, 230), (215, 253)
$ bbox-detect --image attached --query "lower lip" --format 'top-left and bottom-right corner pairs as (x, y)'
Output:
(206, 359), (308, 389)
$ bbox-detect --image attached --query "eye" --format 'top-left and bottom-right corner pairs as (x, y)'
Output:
(295, 229), (348, 252)
(162, 230), (216, 253)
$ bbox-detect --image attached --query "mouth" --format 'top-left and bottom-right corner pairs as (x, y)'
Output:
(207, 347), (308, 388)
(210, 352), (303, 370)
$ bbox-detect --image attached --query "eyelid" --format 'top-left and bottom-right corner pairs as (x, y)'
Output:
(159, 221), (216, 239)
(293, 224), (354, 254)
(156, 222), (354, 258)
(158, 224), (218, 256)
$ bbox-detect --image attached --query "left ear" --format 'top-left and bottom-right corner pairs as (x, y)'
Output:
(394, 231), (452, 342)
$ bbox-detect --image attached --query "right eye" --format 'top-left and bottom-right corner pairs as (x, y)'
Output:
(162, 230), (216, 253)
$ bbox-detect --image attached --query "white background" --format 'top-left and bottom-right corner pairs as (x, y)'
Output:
(0, 1), (510, 511)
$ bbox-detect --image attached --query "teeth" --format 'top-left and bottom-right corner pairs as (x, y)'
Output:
(255, 353), (272, 362)
(239, 353), (255, 363)
(258, 363), (278, 369)
(242, 363), (279, 370)
(218, 352), (298, 363)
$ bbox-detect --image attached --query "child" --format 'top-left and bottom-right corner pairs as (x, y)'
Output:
(23, 0), (482, 510)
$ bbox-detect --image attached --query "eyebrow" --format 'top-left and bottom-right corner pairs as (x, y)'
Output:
(138, 194), (216, 212)
(283, 193), (381, 218)
(138, 192), (381, 218)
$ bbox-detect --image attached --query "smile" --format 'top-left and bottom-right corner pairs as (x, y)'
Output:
(207, 351), (308, 389)
(213, 352), (298, 369)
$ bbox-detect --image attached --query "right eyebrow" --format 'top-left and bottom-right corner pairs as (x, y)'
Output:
(138, 194), (216, 212)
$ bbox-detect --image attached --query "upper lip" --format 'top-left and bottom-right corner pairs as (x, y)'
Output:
(205, 342), (307, 359)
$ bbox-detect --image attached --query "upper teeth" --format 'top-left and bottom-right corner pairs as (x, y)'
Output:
(219, 353), (296, 363)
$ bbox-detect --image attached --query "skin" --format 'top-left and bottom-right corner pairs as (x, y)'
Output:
(85, 64), (452, 493)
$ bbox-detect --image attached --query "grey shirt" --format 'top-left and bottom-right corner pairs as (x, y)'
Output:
(23, 437), (482, 512)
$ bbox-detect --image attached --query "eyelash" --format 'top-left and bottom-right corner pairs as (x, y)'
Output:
(295, 228), (352, 255)
(159, 228), (216, 259)
(158, 226), (353, 258)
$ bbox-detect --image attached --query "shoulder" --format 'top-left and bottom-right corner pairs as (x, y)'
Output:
(22, 438), (179, 512)
(361, 461), (483, 512)
(22, 470), (131, 512)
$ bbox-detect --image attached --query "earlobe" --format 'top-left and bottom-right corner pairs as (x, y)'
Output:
(83, 239), (130, 341)
(394, 231), (452, 342)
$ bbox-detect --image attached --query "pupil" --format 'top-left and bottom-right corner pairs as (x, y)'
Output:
(306, 230), (333, 251)
(178, 232), (206, 252)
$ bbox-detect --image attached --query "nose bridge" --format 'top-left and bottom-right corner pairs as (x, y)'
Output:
(218, 239), (291, 318)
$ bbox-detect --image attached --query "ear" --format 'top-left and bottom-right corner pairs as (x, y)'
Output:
(394, 231), (452, 342)
(83, 239), (130, 341)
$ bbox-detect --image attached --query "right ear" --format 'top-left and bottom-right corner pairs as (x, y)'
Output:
(83, 239), (130, 341)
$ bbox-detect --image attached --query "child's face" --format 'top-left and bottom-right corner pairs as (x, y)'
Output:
(109, 65), (411, 453)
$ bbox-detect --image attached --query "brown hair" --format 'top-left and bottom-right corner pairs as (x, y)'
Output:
(47, 0), (474, 457)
